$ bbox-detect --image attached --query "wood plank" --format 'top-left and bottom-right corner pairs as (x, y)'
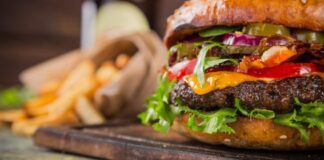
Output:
(0, 35), (78, 86)
(0, 0), (81, 37)
(33, 121), (324, 160)
(0, 127), (94, 160)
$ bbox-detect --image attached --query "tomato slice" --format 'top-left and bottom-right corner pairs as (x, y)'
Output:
(168, 58), (321, 81)
(168, 59), (197, 81)
(168, 59), (234, 81)
(236, 63), (321, 79)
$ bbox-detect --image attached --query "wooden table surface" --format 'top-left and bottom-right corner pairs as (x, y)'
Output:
(32, 122), (324, 160)
(0, 127), (96, 160)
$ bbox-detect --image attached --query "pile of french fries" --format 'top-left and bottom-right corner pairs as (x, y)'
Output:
(0, 54), (130, 136)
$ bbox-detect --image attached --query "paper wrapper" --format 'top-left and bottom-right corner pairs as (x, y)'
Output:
(91, 31), (166, 118)
(20, 31), (166, 118)
(20, 50), (84, 92)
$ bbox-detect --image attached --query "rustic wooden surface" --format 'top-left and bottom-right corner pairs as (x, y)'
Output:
(0, 0), (81, 86)
(0, 127), (95, 160)
(0, 36), (79, 86)
(0, 1), (184, 160)
(34, 121), (324, 160)
(0, 0), (185, 87)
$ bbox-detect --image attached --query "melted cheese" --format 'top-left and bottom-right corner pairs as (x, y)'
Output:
(184, 72), (271, 95)
(184, 71), (323, 95)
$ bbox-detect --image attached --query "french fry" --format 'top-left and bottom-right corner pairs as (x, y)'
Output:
(23, 74), (96, 118)
(29, 62), (97, 117)
(24, 93), (56, 116)
(58, 60), (95, 95)
(14, 85), (86, 136)
(95, 61), (119, 86)
(49, 74), (97, 116)
(10, 56), (128, 135)
(12, 111), (79, 136)
(75, 96), (105, 124)
(38, 80), (61, 96)
(115, 54), (130, 69)
(0, 109), (27, 123)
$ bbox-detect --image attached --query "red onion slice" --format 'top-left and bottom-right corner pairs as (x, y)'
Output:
(221, 33), (262, 46)
(222, 33), (292, 46)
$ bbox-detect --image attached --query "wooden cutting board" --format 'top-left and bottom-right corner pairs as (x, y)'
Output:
(33, 120), (324, 160)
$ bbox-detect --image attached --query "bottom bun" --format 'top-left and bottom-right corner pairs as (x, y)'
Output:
(173, 113), (323, 150)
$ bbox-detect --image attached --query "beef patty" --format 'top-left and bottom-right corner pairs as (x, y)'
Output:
(170, 75), (324, 113)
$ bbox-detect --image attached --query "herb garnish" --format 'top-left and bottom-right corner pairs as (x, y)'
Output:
(199, 26), (241, 38)
(193, 41), (238, 86)
(0, 87), (34, 110)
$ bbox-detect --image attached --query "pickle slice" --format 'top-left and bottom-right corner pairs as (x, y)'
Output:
(243, 23), (290, 37)
(293, 29), (324, 43)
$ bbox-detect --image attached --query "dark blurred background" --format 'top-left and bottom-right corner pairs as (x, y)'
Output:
(0, 0), (185, 86)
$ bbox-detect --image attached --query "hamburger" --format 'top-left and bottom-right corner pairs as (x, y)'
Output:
(139, 0), (324, 150)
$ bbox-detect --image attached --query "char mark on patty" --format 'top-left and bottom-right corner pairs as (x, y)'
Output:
(170, 75), (324, 113)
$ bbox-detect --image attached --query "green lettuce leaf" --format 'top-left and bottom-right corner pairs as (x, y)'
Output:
(234, 98), (275, 119)
(138, 73), (238, 134)
(274, 99), (324, 144)
(0, 87), (34, 110)
(199, 26), (241, 38)
(294, 98), (324, 142)
(301, 116), (324, 143)
(295, 98), (324, 117)
(274, 110), (310, 144)
(139, 78), (324, 145)
(138, 73), (176, 133)
(172, 103), (237, 134)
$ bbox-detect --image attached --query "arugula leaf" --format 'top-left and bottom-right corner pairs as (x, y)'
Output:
(138, 73), (176, 133)
(0, 87), (34, 110)
(204, 57), (238, 70)
(193, 42), (224, 86)
(234, 98), (275, 119)
(199, 26), (241, 38)
(274, 110), (310, 144)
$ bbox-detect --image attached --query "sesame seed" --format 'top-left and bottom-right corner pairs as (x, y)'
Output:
(279, 135), (287, 139)
(224, 138), (231, 142)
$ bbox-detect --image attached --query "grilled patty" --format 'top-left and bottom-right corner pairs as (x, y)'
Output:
(170, 75), (324, 113)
